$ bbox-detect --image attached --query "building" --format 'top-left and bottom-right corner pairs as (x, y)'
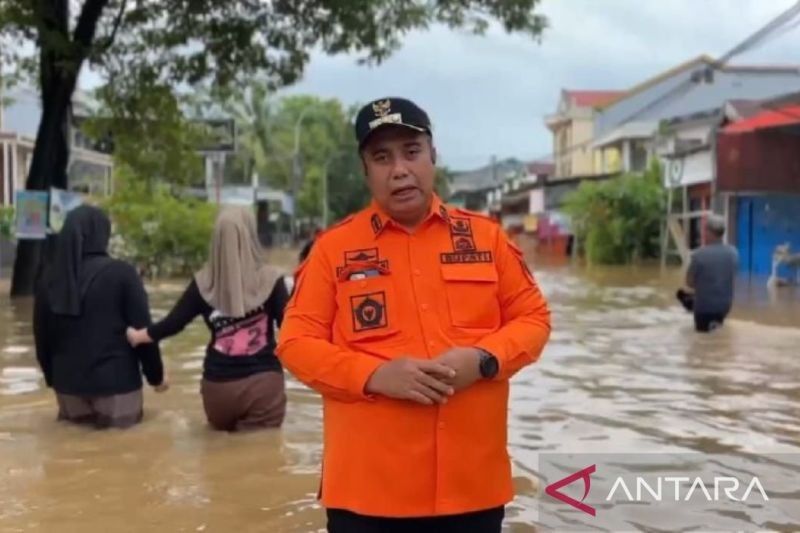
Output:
(1, 86), (113, 206)
(545, 90), (623, 179)
(716, 92), (800, 280)
(655, 100), (760, 262)
(592, 55), (800, 177)
(491, 160), (554, 233)
(449, 158), (526, 213)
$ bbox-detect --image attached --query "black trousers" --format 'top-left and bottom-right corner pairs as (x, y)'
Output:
(676, 289), (727, 333)
(327, 506), (504, 533)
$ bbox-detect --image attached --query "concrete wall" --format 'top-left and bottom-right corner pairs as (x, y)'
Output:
(553, 118), (596, 179)
(529, 189), (545, 214)
(570, 119), (595, 176)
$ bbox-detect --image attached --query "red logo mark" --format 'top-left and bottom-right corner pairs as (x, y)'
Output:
(545, 464), (597, 516)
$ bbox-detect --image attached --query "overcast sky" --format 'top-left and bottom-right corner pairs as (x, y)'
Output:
(269, 0), (799, 171)
(68, 0), (800, 171)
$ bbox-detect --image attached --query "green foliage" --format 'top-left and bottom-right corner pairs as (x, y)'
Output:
(563, 161), (665, 265)
(224, 88), (459, 224)
(4, 0), (547, 209)
(3, 0), (548, 294)
(436, 166), (454, 200)
(81, 76), (205, 190)
(0, 205), (13, 239)
(2, 0), (546, 92)
(223, 90), (365, 221)
(103, 166), (217, 277)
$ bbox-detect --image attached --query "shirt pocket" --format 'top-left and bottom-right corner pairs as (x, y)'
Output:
(334, 275), (402, 344)
(440, 264), (502, 329)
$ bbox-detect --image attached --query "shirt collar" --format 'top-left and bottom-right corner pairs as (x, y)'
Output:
(367, 195), (449, 237)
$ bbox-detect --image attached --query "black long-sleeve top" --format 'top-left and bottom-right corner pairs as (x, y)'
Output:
(147, 277), (289, 382)
(33, 260), (164, 396)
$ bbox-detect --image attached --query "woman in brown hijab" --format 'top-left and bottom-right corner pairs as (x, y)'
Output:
(127, 207), (289, 431)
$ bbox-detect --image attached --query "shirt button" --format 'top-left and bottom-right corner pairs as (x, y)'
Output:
(438, 422), (445, 430)
(413, 269), (422, 276)
(421, 303), (429, 311)
(428, 340), (435, 347)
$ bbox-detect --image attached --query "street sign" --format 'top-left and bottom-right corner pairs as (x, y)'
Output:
(194, 119), (236, 153)
(668, 157), (684, 186)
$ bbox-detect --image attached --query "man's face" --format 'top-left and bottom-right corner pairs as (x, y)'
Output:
(360, 126), (436, 226)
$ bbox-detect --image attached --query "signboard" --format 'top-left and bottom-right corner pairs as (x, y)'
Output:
(49, 188), (83, 233)
(15, 191), (49, 240)
(662, 151), (712, 189)
(523, 214), (539, 233)
(194, 119), (236, 152)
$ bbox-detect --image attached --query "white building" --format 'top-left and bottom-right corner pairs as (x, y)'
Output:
(1, 86), (113, 206)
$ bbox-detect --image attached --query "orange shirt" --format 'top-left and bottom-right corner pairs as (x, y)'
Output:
(276, 196), (551, 517)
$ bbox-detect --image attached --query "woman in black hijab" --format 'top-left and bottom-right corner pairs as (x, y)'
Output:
(33, 205), (167, 429)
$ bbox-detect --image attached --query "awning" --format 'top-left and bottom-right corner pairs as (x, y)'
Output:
(723, 104), (800, 133)
(592, 121), (658, 149)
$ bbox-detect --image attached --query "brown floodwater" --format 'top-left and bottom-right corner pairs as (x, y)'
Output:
(1, 264), (799, 532)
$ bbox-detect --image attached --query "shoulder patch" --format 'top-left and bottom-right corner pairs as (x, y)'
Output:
(438, 204), (451, 222)
(370, 214), (383, 235)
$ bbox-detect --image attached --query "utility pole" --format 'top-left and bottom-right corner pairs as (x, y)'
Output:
(291, 106), (318, 243)
(0, 71), (5, 132)
(250, 157), (258, 207)
(214, 153), (224, 204)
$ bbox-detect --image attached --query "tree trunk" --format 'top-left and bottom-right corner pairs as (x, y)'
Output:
(9, 83), (73, 296)
(10, 0), (107, 296)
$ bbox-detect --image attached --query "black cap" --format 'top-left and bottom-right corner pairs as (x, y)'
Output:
(354, 97), (432, 148)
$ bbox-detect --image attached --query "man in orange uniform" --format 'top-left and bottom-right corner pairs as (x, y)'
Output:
(276, 97), (551, 533)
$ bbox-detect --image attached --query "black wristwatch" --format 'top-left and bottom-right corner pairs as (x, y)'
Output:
(477, 348), (499, 379)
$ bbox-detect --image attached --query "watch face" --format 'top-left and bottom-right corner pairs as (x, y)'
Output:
(481, 354), (499, 378)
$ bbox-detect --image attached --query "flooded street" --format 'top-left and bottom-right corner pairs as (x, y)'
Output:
(1, 265), (799, 532)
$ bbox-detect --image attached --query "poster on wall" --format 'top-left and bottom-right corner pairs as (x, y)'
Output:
(15, 191), (49, 240)
(49, 188), (83, 233)
(523, 214), (539, 233)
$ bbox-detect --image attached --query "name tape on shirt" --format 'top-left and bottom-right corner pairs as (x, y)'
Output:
(440, 251), (494, 264)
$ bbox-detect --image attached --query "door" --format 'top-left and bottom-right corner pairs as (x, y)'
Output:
(751, 195), (800, 278)
(736, 197), (754, 276)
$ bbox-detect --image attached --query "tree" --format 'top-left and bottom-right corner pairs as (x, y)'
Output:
(563, 162), (665, 265)
(225, 90), (365, 224)
(228, 88), (462, 224)
(219, 81), (276, 186)
(1, 0), (546, 295)
(435, 166), (454, 200)
(103, 167), (217, 277)
(81, 76), (206, 191)
(0, 206), (13, 239)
